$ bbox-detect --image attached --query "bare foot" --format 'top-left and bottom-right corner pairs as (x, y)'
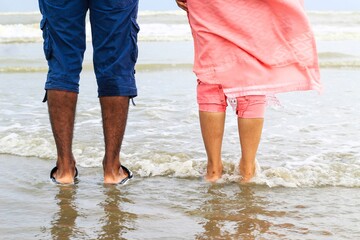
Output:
(239, 159), (256, 183)
(205, 162), (223, 182)
(51, 165), (77, 184)
(103, 163), (130, 184)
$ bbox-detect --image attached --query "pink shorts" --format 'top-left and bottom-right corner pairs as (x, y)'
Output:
(197, 81), (266, 118)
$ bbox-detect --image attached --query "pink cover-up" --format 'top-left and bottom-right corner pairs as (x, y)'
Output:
(187, 0), (322, 99)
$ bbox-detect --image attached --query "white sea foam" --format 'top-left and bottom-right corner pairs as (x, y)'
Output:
(0, 23), (191, 43)
(1, 11), (360, 43)
(138, 23), (191, 41)
(0, 23), (41, 43)
(0, 129), (359, 187)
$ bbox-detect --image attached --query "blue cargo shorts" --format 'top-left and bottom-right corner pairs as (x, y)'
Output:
(38, 0), (139, 98)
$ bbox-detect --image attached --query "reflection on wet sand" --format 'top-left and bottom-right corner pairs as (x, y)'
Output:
(50, 184), (136, 240)
(51, 185), (79, 240)
(195, 184), (287, 239)
(98, 185), (137, 240)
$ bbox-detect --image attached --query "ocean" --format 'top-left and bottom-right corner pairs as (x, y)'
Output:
(0, 11), (359, 239)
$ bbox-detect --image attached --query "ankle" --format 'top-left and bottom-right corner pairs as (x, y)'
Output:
(239, 158), (256, 182)
(56, 157), (76, 170)
(207, 162), (223, 172)
(206, 161), (223, 182)
(102, 158), (120, 172)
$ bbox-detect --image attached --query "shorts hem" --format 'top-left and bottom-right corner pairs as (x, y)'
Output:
(45, 75), (80, 93)
(198, 105), (227, 112)
(98, 90), (137, 98)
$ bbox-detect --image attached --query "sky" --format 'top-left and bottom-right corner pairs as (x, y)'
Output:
(1, 0), (360, 12)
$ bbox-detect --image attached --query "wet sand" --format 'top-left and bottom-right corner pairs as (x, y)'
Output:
(1, 154), (359, 239)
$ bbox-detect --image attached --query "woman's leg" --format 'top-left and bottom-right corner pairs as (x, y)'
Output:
(238, 118), (264, 182)
(199, 111), (226, 182)
(237, 96), (266, 182)
(197, 80), (227, 182)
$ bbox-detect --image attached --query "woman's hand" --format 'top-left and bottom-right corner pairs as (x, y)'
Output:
(176, 0), (188, 12)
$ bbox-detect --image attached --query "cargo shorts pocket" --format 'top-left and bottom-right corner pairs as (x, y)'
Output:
(130, 18), (140, 62)
(40, 18), (52, 60)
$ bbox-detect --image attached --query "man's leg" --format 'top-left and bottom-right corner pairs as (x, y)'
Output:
(39, 0), (87, 183)
(48, 90), (78, 184)
(199, 111), (226, 182)
(90, 0), (139, 183)
(100, 96), (130, 184)
(238, 118), (264, 182)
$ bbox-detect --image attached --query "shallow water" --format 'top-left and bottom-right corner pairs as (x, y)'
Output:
(1, 155), (359, 240)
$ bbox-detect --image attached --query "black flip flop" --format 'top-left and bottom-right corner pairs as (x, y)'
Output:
(50, 166), (78, 184)
(118, 165), (133, 185)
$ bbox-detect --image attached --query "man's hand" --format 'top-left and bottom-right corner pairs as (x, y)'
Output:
(176, 0), (188, 12)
